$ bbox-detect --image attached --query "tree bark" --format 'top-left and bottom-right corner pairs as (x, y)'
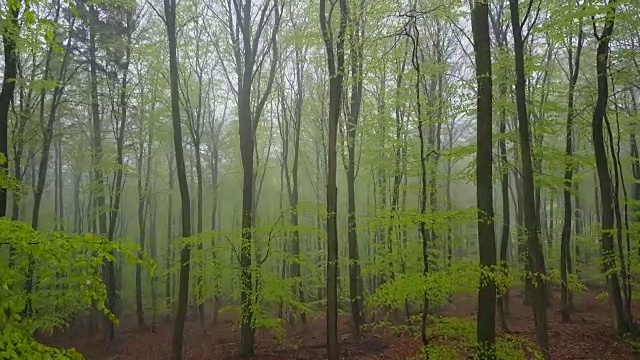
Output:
(591, 0), (631, 336)
(319, 0), (348, 357)
(0, 2), (20, 218)
(561, 25), (583, 321)
(165, 153), (175, 313)
(164, 1), (193, 358)
(471, 1), (497, 358)
(509, 0), (549, 356)
(345, 1), (365, 336)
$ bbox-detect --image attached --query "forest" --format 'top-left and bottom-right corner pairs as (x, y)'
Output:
(2, 0), (640, 359)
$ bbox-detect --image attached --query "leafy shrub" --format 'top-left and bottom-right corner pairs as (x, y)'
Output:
(0, 218), (142, 359)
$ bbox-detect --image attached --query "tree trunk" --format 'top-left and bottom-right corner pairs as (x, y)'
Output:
(0, 2), (20, 218)
(404, 14), (430, 347)
(471, 1), (497, 357)
(630, 91), (640, 260)
(495, 79), (511, 329)
(345, 3), (364, 335)
(509, 0), (549, 356)
(164, 1), (193, 359)
(319, 0), (348, 357)
(210, 130), (221, 322)
(591, 0), (631, 336)
(561, 26), (583, 321)
(86, 4), (116, 338)
(290, 53), (306, 325)
(194, 135), (206, 332)
(32, 5), (74, 230)
(165, 153), (175, 313)
(136, 128), (153, 327)
(150, 182), (158, 332)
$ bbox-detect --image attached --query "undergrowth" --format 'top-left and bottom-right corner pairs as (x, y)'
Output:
(0, 218), (145, 359)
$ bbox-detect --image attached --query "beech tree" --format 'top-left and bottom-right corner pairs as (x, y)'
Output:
(470, 0), (496, 358)
(319, 0), (348, 357)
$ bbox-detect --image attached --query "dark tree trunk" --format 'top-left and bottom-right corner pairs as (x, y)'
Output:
(561, 25), (583, 322)
(237, 41), (257, 360)
(345, 2), (364, 336)
(0, 2), (20, 218)
(165, 153), (175, 313)
(164, 1), (193, 359)
(289, 49), (306, 325)
(403, 13), (429, 347)
(591, 0), (631, 336)
(32, 5), (74, 230)
(85, 4), (117, 338)
(230, 2), (281, 354)
(11, 53), (37, 224)
(210, 126), (221, 322)
(389, 53), (407, 278)
(107, 9), (133, 264)
(509, 0), (549, 356)
(471, 1), (497, 358)
(630, 92), (640, 260)
(73, 173), (82, 233)
(136, 128), (153, 327)
(319, 0), (348, 357)
(149, 182), (158, 332)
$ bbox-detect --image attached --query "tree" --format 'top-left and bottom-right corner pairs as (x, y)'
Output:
(591, 0), (631, 336)
(277, 18), (308, 323)
(163, 0), (193, 359)
(343, 0), (365, 337)
(0, 1), (21, 218)
(509, 0), (549, 356)
(489, 0), (510, 329)
(319, 0), (348, 357)
(560, 15), (583, 321)
(84, 0), (117, 338)
(208, 0), (282, 352)
(470, 0), (497, 358)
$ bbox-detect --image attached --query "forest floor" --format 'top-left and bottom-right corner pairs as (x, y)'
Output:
(42, 288), (640, 360)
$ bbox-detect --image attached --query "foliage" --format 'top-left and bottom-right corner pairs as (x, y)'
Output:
(0, 218), (146, 359)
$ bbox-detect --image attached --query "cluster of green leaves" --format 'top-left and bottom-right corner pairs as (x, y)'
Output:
(180, 223), (321, 342)
(0, 218), (143, 359)
(422, 317), (543, 360)
(367, 260), (489, 311)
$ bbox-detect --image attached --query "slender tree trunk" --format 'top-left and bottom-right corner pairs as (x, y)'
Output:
(32, 8), (74, 230)
(11, 55), (36, 224)
(471, 1), (497, 357)
(591, 0), (631, 336)
(73, 173), (82, 233)
(630, 91), (640, 260)
(210, 133), (221, 322)
(136, 128), (153, 327)
(194, 137), (206, 332)
(290, 62), (306, 325)
(85, 4), (117, 338)
(164, 1), (193, 358)
(54, 129), (61, 231)
(0, 2), (20, 218)
(107, 11), (133, 283)
(150, 182), (158, 332)
(389, 53), (407, 312)
(561, 25), (583, 322)
(345, 4), (364, 335)
(238, 54), (257, 360)
(404, 14), (430, 347)
(497, 82), (510, 330)
(320, 0), (348, 357)
(165, 153), (175, 313)
(509, 0), (549, 356)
